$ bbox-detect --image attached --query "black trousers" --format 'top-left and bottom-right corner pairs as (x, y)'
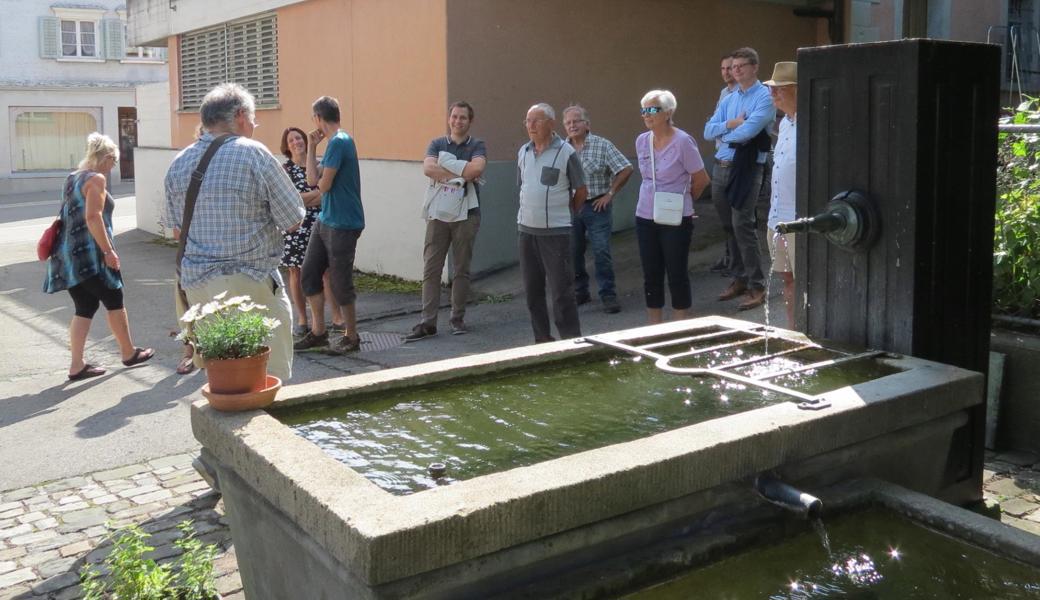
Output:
(635, 216), (694, 310)
(68, 275), (124, 318)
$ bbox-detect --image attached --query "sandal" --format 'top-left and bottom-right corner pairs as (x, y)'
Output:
(69, 364), (106, 381)
(176, 355), (197, 375)
(122, 347), (155, 367)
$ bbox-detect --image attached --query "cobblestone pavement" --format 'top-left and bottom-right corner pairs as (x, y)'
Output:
(983, 449), (1040, 534)
(0, 454), (240, 600)
(1, 449), (1038, 599)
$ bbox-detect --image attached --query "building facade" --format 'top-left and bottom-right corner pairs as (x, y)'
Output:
(129, 0), (827, 279)
(0, 0), (169, 194)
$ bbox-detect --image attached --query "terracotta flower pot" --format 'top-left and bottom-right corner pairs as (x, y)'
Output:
(203, 375), (281, 412)
(203, 347), (271, 394)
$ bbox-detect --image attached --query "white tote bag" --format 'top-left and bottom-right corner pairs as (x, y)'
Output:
(422, 178), (468, 222)
(649, 133), (685, 226)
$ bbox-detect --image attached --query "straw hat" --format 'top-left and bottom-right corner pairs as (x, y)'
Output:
(764, 61), (797, 87)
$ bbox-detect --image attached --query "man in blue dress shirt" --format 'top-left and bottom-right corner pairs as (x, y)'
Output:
(704, 47), (776, 311)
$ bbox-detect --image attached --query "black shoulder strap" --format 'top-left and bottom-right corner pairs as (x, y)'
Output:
(176, 134), (236, 276)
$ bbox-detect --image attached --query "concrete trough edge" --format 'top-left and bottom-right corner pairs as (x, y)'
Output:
(190, 317), (984, 585)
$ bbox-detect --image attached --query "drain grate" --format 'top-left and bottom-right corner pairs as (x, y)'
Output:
(358, 331), (405, 353)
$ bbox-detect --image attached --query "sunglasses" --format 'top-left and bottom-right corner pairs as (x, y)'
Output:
(640, 106), (664, 116)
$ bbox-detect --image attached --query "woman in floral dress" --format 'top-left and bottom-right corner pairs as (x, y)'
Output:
(280, 127), (343, 335)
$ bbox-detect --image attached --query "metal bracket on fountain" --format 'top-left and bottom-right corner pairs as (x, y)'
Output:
(775, 190), (880, 252)
(582, 325), (888, 411)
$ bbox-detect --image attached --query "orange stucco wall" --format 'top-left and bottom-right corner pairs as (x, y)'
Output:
(445, 0), (824, 161)
(168, 0), (447, 159)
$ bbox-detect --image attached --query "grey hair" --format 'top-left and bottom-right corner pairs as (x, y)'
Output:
(200, 83), (256, 129)
(78, 132), (118, 171)
(562, 104), (589, 123)
(640, 90), (678, 114)
(529, 102), (556, 120)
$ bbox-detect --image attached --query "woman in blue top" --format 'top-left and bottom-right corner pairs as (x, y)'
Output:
(43, 133), (154, 380)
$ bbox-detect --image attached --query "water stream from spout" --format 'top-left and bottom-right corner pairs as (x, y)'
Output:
(811, 516), (833, 559)
(763, 260), (775, 355)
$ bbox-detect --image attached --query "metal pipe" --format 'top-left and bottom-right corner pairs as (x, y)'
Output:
(992, 314), (1040, 328)
(774, 211), (845, 235)
(998, 124), (1040, 133)
(754, 474), (822, 519)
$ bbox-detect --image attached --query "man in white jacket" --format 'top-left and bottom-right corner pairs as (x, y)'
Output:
(405, 101), (487, 342)
(517, 103), (587, 342)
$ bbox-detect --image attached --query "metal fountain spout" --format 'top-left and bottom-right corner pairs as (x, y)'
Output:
(754, 474), (822, 519)
(775, 190), (880, 252)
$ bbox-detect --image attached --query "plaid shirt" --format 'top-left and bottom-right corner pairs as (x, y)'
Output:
(162, 132), (305, 289)
(569, 133), (631, 197)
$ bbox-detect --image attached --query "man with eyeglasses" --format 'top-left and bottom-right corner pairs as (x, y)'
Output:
(710, 52), (739, 276)
(704, 46), (776, 311)
(405, 101), (487, 342)
(517, 103), (587, 342)
(563, 104), (632, 314)
(163, 83), (304, 381)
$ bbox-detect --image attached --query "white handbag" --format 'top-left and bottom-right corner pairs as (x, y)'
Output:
(649, 133), (686, 226)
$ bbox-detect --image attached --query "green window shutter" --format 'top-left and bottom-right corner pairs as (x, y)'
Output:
(104, 19), (125, 59)
(38, 16), (60, 58)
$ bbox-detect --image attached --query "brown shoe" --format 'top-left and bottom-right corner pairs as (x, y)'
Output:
(718, 281), (748, 301)
(737, 288), (766, 311)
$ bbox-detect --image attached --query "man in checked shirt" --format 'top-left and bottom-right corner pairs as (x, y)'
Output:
(563, 105), (633, 314)
(163, 83), (305, 382)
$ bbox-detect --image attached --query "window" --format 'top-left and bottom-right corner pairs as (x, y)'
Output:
(11, 109), (101, 172)
(126, 46), (164, 60)
(43, 7), (105, 60)
(179, 14), (279, 110)
(61, 19), (97, 57)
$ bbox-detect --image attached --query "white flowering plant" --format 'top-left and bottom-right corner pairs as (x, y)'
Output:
(178, 291), (280, 360)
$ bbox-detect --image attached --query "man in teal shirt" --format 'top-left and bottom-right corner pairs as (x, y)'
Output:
(295, 95), (364, 354)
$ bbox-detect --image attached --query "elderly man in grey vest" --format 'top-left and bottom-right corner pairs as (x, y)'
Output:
(517, 103), (587, 342)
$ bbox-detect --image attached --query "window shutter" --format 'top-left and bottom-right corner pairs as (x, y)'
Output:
(178, 14), (279, 111)
(38, 16), (60, 58)
(104, 19), (125, 59)
(179, 25), (227, 110)
(226, 15), (279, 107)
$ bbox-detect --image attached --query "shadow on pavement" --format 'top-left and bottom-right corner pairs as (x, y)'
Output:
(74, 370), (203, 439)
(0, 375), (114, 429)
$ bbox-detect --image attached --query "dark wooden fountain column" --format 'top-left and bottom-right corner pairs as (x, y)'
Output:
(795, 39), (1000, 503)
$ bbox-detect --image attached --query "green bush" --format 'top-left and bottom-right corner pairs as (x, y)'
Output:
(80, 520), (219, 600)
(995, 100), (1040, 319)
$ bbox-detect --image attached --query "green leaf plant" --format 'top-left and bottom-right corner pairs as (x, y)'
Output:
(80, 520), (219, 600)
(178, 291), (280, 360)
(995, 99), (1040, 320)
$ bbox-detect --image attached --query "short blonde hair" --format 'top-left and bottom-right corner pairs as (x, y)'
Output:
(640, 90), (677, 114)
(78, 132), (119, 171)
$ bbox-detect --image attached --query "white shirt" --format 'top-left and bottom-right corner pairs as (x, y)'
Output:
(768, 115), (796, 231)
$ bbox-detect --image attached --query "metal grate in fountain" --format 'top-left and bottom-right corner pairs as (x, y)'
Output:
(581, 325), (885, 410)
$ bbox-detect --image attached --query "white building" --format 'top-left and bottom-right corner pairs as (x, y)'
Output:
(0, 1), (168, 194)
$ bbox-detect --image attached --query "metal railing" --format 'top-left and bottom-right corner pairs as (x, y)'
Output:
(582, 325), (887, 410)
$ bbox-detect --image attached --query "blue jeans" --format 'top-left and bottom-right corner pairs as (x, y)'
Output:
(571, 201), (616, 299)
